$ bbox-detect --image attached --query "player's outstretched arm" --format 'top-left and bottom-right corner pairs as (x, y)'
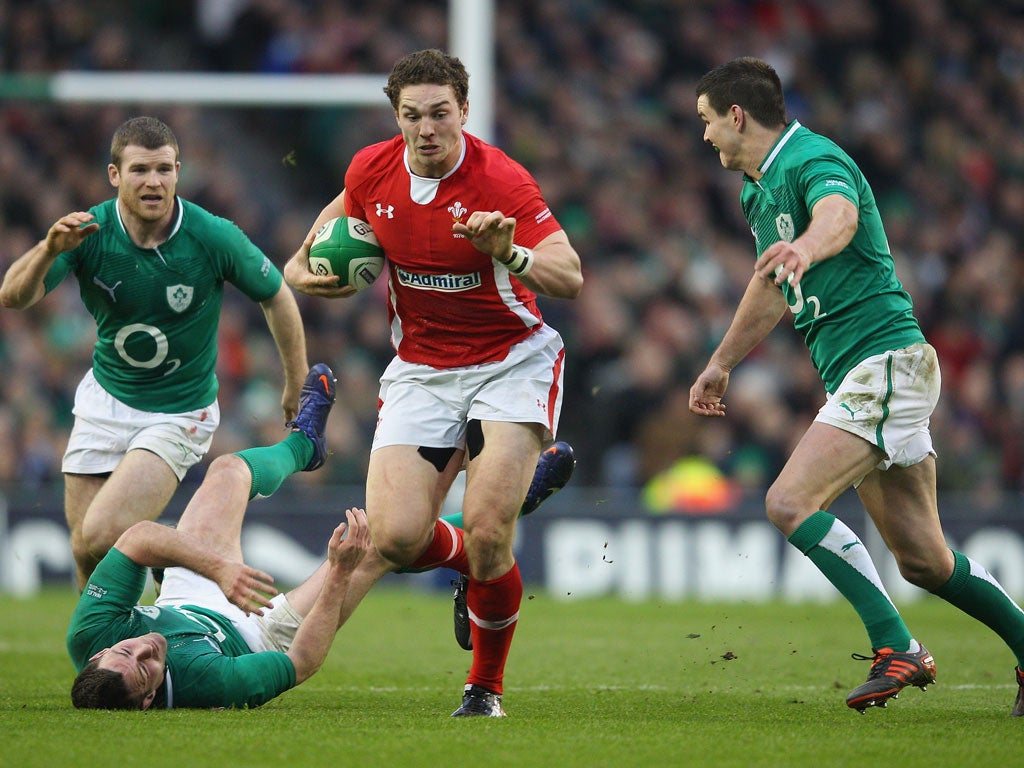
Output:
(287, 508), (371, 684)
(259, 284), (309, 423)
(114, 521), (277, 615)
(0, 212), (99, 309)
(689, 274), (788, 416)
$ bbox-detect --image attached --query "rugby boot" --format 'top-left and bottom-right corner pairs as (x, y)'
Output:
(286, 363), (336, 471)
(846, 645), (936, 713)
(451, 684), (507, 718)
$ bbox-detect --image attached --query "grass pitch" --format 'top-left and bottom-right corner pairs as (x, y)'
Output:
(0, 585), (1019, 768)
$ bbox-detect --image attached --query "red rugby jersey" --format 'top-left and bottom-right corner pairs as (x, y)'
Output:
(344, 132), (563, 367)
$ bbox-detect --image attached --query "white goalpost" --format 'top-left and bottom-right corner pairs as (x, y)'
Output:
(0, 0), (496, 141)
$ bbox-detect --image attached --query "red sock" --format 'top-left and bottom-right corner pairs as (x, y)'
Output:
(466, 562), (523, 695)
(408, 518), (469, 572)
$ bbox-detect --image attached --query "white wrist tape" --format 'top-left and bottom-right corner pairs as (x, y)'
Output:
(500, 244), (534, 276)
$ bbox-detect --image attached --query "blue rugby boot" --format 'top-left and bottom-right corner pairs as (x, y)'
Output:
(521, 441), (576, 516)
(287, 363), (336, 471)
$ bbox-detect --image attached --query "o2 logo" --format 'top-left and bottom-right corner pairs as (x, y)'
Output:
(114, 323), (181, 375)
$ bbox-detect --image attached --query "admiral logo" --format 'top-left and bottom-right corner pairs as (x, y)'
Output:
(396, 267), (481, 292)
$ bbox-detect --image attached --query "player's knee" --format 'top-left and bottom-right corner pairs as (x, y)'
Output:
(80, 517), (124, 560)
(69, 527), (93, 564)
(375, 526), (431, 566)
(207, 453), (250, 484)
(893, 550), (949, 590)
(463, 517), (506, 547)
(462, 516), (514, 563)
(764, 483), (811, 535)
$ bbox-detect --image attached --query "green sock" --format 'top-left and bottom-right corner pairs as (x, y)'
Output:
(789, 511), (912, 652)
(235, 431), (312, 500)
(931, 550), (1024, 667)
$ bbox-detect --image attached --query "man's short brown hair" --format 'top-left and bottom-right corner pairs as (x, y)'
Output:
(71, 659), (147, 710)
(384, 49), (469, 110)
(110, 116), (179, 168)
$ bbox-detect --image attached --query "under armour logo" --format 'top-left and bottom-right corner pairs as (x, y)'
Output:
(93, 276), (122, 303)
(375, 203), (394, 219)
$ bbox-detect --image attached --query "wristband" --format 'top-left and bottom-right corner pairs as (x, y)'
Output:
(499, 244), (534, 277)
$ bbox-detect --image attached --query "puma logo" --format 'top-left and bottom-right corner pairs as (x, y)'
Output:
(839, 403), (861, 420)
(93, 276), (122, 302)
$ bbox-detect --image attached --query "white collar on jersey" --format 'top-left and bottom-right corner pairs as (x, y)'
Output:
(404, 137), (467, 205)
(758, 120), (802, 176)
(163, 667), (173, 709)
(114, 195), (185, 246)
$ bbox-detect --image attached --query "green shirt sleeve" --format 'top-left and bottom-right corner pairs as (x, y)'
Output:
(801, 154), (860, 211)
(168, 649), (297, 709)
(203, 212), (283, 303)
(43, 252), (75, 294)
(66, 548), (147, 671)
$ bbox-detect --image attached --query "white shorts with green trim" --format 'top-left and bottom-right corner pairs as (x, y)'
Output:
(62, 368), (219, 480)
(156, 567), (303, 654)
(815, 342), (939, 472)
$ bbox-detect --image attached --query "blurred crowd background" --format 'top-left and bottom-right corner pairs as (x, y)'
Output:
(1, 0), (1023, 512)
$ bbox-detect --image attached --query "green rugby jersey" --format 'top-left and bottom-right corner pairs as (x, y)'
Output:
(67, 548), (296, 709)
(44, 198), (282, 412)
(741, 121), (924, 392)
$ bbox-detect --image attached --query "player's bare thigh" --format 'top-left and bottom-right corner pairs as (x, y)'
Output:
(766, 421), (882, 536)
(175, 454), (252, 562)
(366, 443), (463, 565)
(75, 449), (179, 551)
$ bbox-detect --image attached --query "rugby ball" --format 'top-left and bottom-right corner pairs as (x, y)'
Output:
(307, 216), (385, 292)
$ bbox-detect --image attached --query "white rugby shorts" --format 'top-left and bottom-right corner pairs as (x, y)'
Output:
(372, 324), (565, 451)
(815, 343), (939, 471)
(62, 368), (219, 480)
(156, 567), (302, 653)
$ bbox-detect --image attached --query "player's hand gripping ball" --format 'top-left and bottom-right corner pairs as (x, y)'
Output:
(308, 216), (385, 292)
